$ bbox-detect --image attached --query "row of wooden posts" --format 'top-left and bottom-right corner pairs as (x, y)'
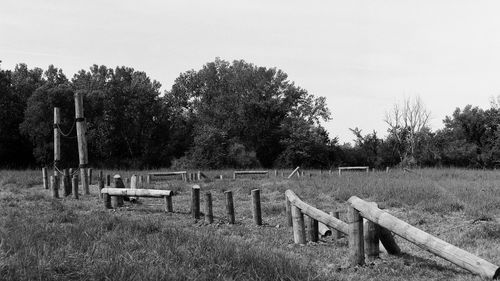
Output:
(100, 184), (264, 226)
(284, 190), (500, 280)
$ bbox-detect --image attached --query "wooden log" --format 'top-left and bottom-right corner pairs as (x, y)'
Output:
(191, 185), (200, 219)
(42, 167), (49, 189)
(51, 175), (59, 198)
(63, 168), (71, 196)
(364, 219), (379, 260)
(53, 108), (60, 173)
(204, 192), (213, 223)
(347, 205), (364, 266)
(307, 215), (319, 242)
(285, 190), (348, 235)
(291, 205), (306, 244)
(100, 188), (173, 197)
(225, 191), (235, 224)
(318, 222), (332, 236)
(285, 195), (292, 227)
(164, 195), (173, 212)
(103, 193), (111, 209)
(251, 189), (262, 226)
(348, 196), (500, 279)
(74, 92), (89, 195)
(72, 175), (79, 199)
(288, 166), (300, 179)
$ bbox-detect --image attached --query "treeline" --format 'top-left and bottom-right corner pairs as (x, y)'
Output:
(1, 59), (499, 169)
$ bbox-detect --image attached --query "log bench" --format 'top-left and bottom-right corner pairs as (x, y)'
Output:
(338, 166), (369, 175)
(101, 188), (173, 211)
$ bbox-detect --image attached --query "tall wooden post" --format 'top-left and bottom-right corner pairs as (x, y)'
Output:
(332, 211), (342, 239)
(205, 192), (213, 223)
(364, 219), (379, 260)
(191, 185), (200, 219)
(74, 92), (89, 195)
(42, 167), (49, 189)
(51, 175), (59, 198)
(285, 195), (292, 227)
(164, 195), (173, 212)
(53, 108), (61, 176)
(72, 175), (79, 199)
(225, 191), (235, 224)
(251, 189), (262, 226)
(63, 168), (71, 196)
(348, 205), (364, 266)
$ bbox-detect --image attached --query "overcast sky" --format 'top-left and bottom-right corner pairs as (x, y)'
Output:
(2, 0), (500, 143)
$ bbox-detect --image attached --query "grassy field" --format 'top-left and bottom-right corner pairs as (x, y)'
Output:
(1, 168), (499, 280)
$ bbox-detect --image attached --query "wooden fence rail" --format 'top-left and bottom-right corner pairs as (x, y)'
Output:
(348, 196), (500, 279)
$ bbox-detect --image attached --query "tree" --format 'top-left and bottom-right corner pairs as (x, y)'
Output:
(385, 96), (430, 166)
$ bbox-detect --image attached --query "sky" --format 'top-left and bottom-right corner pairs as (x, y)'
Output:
(2, 0), (500, 143)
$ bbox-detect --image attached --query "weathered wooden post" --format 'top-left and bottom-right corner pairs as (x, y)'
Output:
(274, 170), (277, 177)
(146, 174), (151, 184)
(53, 108), (61, 176)
(164, 195), (173, 212)
(364, 218), (379, 260)
(225, 191), (235, 224)
(197, 171), (201, 181)
(63, 168), (71, 196)
(129, 175), (138, 202)
(113, 175), (125, 207)
(291, 205), (306, 244)
(332, 211), (342, 239)
(103, 192), (111, 209)
(285, 195), (292, 227)
(88, 168), (93, 185)
(347, 205), (364, 266)
(98, 177), (104, 199)
(205, 192), (213, 223)
(307, 215), (319, 242)
(191, 185), (200, 219)
(99, 170), (103, 183)
(42, 167), (49, 189)
(110, 195), (119, 209)
(251, 189), (262, 226)
(139, 175), (144, 188)
(74, 92), (89, 195)
(51, 175), (59, 198)
(106, 174), (110, 186)
(72, 175), (79, 199)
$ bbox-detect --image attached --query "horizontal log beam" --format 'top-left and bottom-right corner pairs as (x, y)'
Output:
(234, 171), (268, 175)
(348, 196), (500, 279)
(101, 188), (172, 198)
(338, 166), (369, 170)
(149, 171), (187, 176)
(285, 190), (348, 235)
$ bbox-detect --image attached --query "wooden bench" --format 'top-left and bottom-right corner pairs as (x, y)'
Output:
(101, 188), (173, 211)
(233, 170), (269, 180)
(338, 166), (369, 175)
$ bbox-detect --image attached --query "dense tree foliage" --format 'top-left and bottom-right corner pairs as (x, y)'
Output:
(1, 59), (500, 169)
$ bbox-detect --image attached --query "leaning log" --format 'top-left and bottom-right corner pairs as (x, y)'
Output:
(348, 196), (500, 279)
(285, 190), (348, 235)
(100, 188), (172, 198)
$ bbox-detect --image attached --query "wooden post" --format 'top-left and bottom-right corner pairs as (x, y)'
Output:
(191, 185), (200, 219)
(274, 170), (277, 177)
(251, 189), (262, 226)
(364, 219), (379, 260)
(103, 193), (111, 209)
(164, 195), (173, 212)
(74, 92), (89, 195)
(72, 175), (79, 199)
(53, 108), (61, 175)
(63, 168), (71, 196)
(291, 205), (306, 244)
(307, 215), (319, 242)
(332, 211), (342, 239)
(285, 195), (292, 227)
(205, 192), (213, 223)
(130, 175), (138, 202)
(88, 168), (93, 185)
(50, 176), (58, 198)
(110, 196), (119, 208)
(98, 177), (104, 199)
(139, 175), (144, 188)
(146, 174), (151, 184)
(197, 171), (201, 181)
(225, 191), (235, 224)
(114, 175), (125, 207)
(42, 167), (49, 189)
(348, 205), (364, 266)
(106, 174), (110, 186)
